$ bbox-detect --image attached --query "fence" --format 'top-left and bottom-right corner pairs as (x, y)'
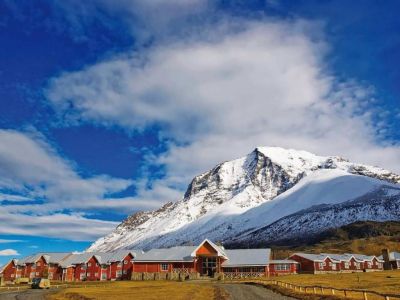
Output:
(244, 279), (400, 300)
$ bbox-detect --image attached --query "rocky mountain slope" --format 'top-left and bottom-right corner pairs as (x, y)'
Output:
(87, 147), (400, 252)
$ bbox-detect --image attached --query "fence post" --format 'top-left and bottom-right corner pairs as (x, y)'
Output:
(321, 287), (324, 294)
(363, 291), (368, 300)
(313, 287), (317, 294)
(344, 290), (347, 297)
(385, 296), (390, 300)
(332, 289), (335, 295)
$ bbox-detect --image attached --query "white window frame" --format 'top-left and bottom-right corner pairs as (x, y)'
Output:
(161, 263), (169, 271)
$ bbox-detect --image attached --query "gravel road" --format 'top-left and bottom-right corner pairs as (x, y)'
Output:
(0, 289), (57, 300)
(222, 283), (297, 300)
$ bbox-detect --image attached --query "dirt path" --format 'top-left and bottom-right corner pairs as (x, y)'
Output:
(221, 283), (297, 300)
(0, 289), (57, 300)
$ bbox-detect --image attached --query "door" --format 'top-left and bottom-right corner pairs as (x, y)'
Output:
(201, 257), (217, 277)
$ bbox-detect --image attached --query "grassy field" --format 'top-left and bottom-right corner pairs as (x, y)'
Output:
(47, 271), (400, 300)
(268, 270), (400, 297)
(48, 281), (223, 300)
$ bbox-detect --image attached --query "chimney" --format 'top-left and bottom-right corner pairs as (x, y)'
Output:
(381, 249), (392, 270)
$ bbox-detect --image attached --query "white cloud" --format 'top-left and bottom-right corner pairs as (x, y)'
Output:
(0, 129), (165, 240)
(46, 17), (400, 198)
(0, 129), (132, 202)
(0, 249), (20, 256)
(0, 239), (23, 244)
(0, 209), (118, 241)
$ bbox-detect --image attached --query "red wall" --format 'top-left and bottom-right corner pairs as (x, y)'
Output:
(2, 261), (16, 282)
(289, 255), (315, 273)
(85, 257), (101, 281)
(269, 263), (298, 276)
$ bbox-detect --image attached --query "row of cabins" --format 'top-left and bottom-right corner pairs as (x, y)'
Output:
(1, 240), (399, 283)
(0, 240), (298, 282)
(289, 253), (385, 274)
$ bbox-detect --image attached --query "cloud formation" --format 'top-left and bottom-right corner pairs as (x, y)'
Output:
(0, 129), (164, 240)
(0, 249), (20, 256)
(47, 18), (400, 200)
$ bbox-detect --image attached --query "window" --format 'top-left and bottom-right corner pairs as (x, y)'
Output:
(11, 274), (15, 278)
(87, 273), (91, 277)
(32, 264), (36, 269)
(35, 272), (39, 276)
(37, 262), (41, 266)
(344, 262), (349, 269)
(356, 263), (361, 269)
(81, 264), (87, 270)
(332, 263), (336, 270)
(116, 270), (122, 277)
(80, 273), (86, 280)
(88, 263), (92, 267)
(275, 264), (290, 271)
(378, 263), (383, 269)
(318, 262), (324, 269)
(30, 272), (35, 278)
(161, 263), (169, 271)
(118, 262), (123, 267)
(123, 270), (127, 275)
(94, 273), (98, 277)
(102, 273), (107, 280)
(367, 262), (372, 268)
(124, 260), (128, 265)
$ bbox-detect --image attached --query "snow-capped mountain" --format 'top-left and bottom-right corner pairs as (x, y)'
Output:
(87, 147), (400, 252)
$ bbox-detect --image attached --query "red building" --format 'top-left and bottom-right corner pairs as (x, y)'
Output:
(0, 259), (17, 283)
(60, 251), (137, 282)
(289, 253), (384, 274)
(134, 240), (298, 278)
(15, 253), (71, 280)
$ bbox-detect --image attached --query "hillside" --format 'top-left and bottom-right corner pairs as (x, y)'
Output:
(266, 221), (400, 259)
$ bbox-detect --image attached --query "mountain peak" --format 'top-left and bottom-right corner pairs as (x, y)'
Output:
(87, 147), (400, 252)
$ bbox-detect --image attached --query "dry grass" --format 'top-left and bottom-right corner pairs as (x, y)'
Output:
(262, 270), (400, 299)
(48, 281), (219, 300)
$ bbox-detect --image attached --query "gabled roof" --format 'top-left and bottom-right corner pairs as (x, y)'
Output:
(0, 259), (17, 273)
(222, 249), (270, 267)
(321, 253), (351, 262)
(59, 250), (140, 268)
(59, 253), (100, 268)
(135, 246), (196, 262)
(190, 239), (228, 259)
(17, 252), (71, 266)
(349, 253), (382, 262)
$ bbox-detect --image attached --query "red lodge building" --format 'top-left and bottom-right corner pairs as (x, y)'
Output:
(0, 239), (299, 282)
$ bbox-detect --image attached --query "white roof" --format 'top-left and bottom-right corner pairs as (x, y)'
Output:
(222, 249), (270, 267)
(135, 246), (196, 262)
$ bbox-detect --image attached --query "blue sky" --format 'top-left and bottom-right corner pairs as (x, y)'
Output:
(0, 0), (399, 265)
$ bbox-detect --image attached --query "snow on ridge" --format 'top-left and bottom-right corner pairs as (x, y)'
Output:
(87, 146), (400, 252)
